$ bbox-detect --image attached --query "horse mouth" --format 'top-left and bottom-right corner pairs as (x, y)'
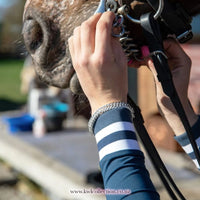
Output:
(22, 1), (149, 94)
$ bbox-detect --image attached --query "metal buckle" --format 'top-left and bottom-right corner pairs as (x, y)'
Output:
(117, 0), (164, 24)
(177, 30), (193, 43)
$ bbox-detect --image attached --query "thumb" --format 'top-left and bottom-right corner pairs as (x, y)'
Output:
(147, 58), (159, 83)
(163, 38), (191, 71)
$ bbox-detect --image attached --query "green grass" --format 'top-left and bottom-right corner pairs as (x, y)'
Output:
(0, 59), (27, 111)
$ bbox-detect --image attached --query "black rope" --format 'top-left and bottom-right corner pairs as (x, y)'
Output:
(128, 95), (186, 200)
(154, 53), (200, 166)
(126, 12), (200, 199)
(140, 12), (200, 167)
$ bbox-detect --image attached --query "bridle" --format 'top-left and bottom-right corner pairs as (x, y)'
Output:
(95, 1), (200, 199)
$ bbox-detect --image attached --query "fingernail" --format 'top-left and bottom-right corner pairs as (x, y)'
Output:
(141, 46), (150, 58)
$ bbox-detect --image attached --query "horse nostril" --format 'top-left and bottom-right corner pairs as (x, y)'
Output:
(23, 19), (43, 53)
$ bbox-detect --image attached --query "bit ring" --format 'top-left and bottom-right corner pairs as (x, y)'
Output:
(118, 0), (164, 24)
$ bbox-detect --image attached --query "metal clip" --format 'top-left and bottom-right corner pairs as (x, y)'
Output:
(112, 15), (125, 37)
(94, 0), (106, 14)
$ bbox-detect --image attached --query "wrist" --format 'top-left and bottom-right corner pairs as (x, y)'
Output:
(180, 101), (198, 130)
(163, 101), (198, 136)
(90, 97), (127, 115)
(88, 102), (134, 133)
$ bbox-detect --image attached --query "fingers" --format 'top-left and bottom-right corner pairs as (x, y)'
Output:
(68, 36), (74, 56)
(68, 26), (81, 71)
(69, 12), (111, 69)
(81, 13), (101, 56)
(164, 38), (183, 58)
(128, 60), (147, 68)
(164, 38), (191, 71)
(163, 38), (191, 61)
(95, 11), (115, 56)
(68, 11), (128, 112)
(68, 36), (75, 68)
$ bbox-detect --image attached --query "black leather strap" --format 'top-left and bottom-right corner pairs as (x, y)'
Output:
(139, 13), (200, 199)
(128, 95), (186, 200)
(146, 0), (193, 42)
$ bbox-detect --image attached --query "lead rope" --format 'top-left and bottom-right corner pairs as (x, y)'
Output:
(140, 12), (200, 168)
(127, 95), (186, 200)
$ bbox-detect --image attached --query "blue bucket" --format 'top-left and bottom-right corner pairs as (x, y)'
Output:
(3, 114), (35, 133)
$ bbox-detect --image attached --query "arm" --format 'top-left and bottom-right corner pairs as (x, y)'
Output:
(175, 116), (200, 169)
(146, 39), (200, 169)
(94, 107), (159, 199)
(68, 11), (159, 199)
(147, 39), (198, 136)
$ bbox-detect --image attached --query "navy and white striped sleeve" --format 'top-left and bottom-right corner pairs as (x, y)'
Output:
(175, 116), (200, 170)
(93, 107), (160, 200)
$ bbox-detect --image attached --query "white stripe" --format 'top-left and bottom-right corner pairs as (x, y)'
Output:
(99, 139), (140, 161)
(95, 122), (135, 143)
(193, 159), (200, 169)
(182, 145), (193, 154)
(182, 137), (200, 154)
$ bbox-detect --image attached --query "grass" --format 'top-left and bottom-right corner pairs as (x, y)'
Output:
(0, 59), (27, 111)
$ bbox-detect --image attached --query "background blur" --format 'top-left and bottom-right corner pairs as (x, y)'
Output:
(0, 0), (27, 112)
(0, 0), (200, 200)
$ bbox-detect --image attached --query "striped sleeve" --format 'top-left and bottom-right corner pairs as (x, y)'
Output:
(175, 116), (200, 169)
(93, 107), (160, 200)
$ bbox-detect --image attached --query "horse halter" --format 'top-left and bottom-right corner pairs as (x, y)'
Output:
(96, 0), (193, 61)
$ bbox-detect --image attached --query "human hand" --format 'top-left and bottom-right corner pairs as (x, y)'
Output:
(147, 38), (198, 135)
(68, 12), (128, 114)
